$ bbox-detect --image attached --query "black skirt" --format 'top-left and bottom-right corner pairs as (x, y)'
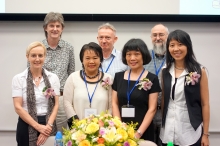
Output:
(16, 116), (46, 146)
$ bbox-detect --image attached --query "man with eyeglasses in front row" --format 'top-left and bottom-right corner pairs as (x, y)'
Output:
(97, 23), (128, 78)
(144, 24), (169, 146)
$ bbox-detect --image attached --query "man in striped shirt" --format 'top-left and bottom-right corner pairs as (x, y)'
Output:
(97, 23), (128, 78)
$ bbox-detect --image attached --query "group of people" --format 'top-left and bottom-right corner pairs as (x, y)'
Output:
(12, 12), (210, 146)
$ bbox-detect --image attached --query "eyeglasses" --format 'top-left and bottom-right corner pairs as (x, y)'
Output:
(97, 36), (111, 40)
(151, 33), (166, 38)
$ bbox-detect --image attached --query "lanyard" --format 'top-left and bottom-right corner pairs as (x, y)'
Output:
(104, 56), (115, 73)
(102, 50), (116, 73)
(152, 50), (165, 76)
(127, 69), (145, 106)
(82, 71), (99, 108)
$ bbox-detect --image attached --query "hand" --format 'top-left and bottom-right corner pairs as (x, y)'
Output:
(201, 135), (209, 146)
(36, 133), (48, 146)
(36, 124), (52, 137)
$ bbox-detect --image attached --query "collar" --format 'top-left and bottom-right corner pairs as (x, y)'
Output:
(155, 53), (165, 58)
(43, 39), (64, 49)
(152, 50), (166, 59)
(104, 48), (116, 59)
(169, 63), (188, 78)
(111, 48), (117, 57)
(21, 68), (52, 79)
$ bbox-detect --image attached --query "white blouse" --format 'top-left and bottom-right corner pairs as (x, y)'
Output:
(12, 68), (60, 115)
(160, 64), (202, 146)
(63, 70), (112, 120)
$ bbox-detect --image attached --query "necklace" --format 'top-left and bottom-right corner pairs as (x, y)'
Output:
(84, 71), (100, 79)
(34, 77), (41, 82)
(175, 66), (184, 70)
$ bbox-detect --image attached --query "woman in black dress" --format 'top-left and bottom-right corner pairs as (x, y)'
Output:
(112, 38), (161, 141)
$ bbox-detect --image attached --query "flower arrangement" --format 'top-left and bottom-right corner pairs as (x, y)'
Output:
(101, 77), (112, 90)
(63, 112), (140, 146)
(42, 87), (56, 98)
(136, 78), (153, 91)
(185, 72), (201, 85)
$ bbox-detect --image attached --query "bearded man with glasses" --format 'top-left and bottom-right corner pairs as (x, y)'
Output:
(144, 24), (169, 146)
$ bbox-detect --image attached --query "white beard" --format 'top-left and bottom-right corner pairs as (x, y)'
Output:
(153, 42), (166, 55)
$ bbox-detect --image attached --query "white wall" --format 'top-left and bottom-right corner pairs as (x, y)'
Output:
(0, 21), (220, 145)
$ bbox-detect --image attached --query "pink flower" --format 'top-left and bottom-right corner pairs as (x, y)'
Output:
(101, 77), (112, 90)
(42, 87), (56, 98)
(124, 141), (130, 146)
(67, 140), (72, 146)
(99, 127), (105, 135)
(108, 120), (114, 127)
(185, 72), (201, 85)
(136, 78), (153, 91)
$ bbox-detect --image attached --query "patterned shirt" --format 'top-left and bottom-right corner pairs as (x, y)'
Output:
(42, 39), (75, 91)
(101, 48), (128, 78)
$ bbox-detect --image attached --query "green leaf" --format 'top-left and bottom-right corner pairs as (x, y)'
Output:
(42, 87), (47, 92)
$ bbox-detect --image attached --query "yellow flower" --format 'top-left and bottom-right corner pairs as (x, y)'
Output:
(117, 128), (128, 141)
(63, 111), (140, 146)
(71, 130), (86, 143)
(112, 117), (122, 128)
(127, 127), (135, 138)
(116, 143), (123, 146)
(95, 144), (105, 146)
(78, 140), (91, 146)
(128, 139), (137, 146)
(85, 122), (99, 134)
(102, 127), (121, 144)
(76, 119), (87, 127)
(92, 117), (98, 123)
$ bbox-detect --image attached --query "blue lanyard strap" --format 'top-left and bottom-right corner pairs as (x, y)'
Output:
(152, 50), (165, 76)
(104, 56), (115, 73)
(127, 68), (145, 106)
(82, 71), (99, 108)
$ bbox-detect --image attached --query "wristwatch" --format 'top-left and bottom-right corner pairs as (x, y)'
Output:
(137, 130), (142, 136)
(48, 123), (53, 128)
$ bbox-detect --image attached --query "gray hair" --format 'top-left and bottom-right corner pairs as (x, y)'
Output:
(98, 23), (116, 34)
(43, 12), (65, 38)
(151, 23), (169, 34)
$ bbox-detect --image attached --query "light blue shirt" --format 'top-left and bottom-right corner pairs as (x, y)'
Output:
(101, 48), (128, 78)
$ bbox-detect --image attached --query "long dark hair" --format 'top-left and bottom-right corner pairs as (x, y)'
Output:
(165, 29), (201, 74)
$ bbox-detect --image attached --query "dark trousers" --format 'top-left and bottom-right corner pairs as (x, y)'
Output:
(161, 132), (202, 146)
(154, 123), (162, 146)
(16, 116), (46, 146)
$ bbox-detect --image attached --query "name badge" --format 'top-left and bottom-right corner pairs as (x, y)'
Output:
(84, 108), (97, 118)
(121, 105), (135, 117)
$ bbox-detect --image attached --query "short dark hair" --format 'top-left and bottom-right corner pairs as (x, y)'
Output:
(166, 29), (201, 74)
(79, 42), (104, 63)
(122, 38), (151, 65)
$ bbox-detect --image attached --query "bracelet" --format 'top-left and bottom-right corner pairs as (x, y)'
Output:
(137, 130), (142, 136)
(203, 133), (210, 137)
(48, 123), (53, 127)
